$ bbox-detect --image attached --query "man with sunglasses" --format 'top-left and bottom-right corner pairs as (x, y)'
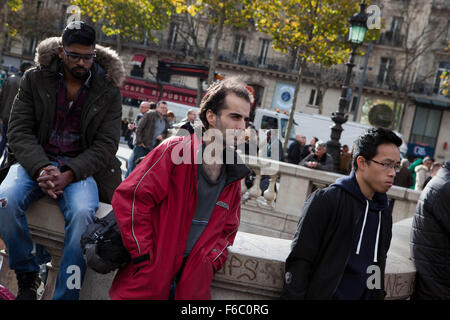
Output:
(282, 127), (402, 300)
(0, 21), (124, 300)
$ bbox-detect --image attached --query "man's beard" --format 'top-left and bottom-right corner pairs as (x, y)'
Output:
(70, 66), (89, 79)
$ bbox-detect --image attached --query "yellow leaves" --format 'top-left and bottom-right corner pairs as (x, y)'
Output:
(7, 0), (23, 12)
(187, 5), (197, 16)
(251, 0), (362, 67)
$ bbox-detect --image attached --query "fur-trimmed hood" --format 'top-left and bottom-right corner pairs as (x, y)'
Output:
(34, 37), (125, 87)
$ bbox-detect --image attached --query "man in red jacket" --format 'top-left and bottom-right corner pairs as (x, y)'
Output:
(109, 77), (253, 300)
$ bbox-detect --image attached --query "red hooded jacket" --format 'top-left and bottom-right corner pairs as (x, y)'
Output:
(109, 134), (249, 300)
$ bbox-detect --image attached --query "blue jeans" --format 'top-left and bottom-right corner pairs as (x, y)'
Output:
(0, 162), (99, 300)
(125, 145), (151, 178)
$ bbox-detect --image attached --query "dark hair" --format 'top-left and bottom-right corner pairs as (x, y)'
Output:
(149, 102), (157, 110)
(352, 127), (402, 171)
(199, 77), (254, 129)
(62, 21), (96, 47)
(157, 101), (167, 108)
(20, 62), (34, 73)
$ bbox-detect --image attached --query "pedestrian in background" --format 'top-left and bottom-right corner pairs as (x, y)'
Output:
(125, 101), (168, 177)
(0, 62), (34, 167)
(300, 141), (334, 172)
(415, 156), (433, 191)
(393, 159), (414, 188)
(286, 133), (309, 165)
(339, 144), (352, 175)
(422, 161), (443, 189)
(166, 110), (175, 129)
(408, 157), (422, 190)
(127, 101), (151, 149)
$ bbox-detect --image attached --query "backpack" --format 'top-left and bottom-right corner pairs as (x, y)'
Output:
(80, 210), (130, 274)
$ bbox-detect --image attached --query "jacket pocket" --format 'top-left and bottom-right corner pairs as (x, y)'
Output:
(131, 253), (151, 277)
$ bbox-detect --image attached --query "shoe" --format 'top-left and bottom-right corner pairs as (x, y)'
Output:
(15, 272), (42, 300)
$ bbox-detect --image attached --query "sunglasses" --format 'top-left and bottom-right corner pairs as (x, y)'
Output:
(62, 46), (96, 63)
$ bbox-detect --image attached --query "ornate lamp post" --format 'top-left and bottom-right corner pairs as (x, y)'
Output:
(327, 1), (368, 172)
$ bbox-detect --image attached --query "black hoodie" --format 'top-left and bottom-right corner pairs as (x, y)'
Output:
(331, 172), (389, 299)
(282, 171), (393, 300)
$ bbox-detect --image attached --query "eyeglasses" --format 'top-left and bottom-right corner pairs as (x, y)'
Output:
(370, 159), (401, 173)
(62, 47), (96, 63)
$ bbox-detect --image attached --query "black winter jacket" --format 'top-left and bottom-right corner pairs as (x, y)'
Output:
(282, 172), (392, 300)
(411, 161), (450, 299)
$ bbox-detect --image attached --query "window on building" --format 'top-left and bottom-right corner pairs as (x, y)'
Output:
(23, 37), (38, 56)
(377, 57), (394, 85)
(167, 23), (179, 49)
(37, 0), (44, 13)
(410, 106), (442, 149)
(232, 35), (246, 62)
(390, 17), (403, 44)
(258, 39), (270, 65)
(433, 62), (450, 95)
(308, 89), (322, 107)
(445, 20), (450, 42)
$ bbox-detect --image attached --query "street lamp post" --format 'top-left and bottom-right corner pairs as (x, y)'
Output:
(327, 1), (368, 172)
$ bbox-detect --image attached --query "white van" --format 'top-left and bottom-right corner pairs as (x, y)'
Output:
(163, 101), (199, 124)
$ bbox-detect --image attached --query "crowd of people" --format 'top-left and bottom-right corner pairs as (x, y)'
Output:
(122, 101), (197, 177)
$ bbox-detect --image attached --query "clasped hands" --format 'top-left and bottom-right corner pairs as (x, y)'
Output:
(305, 161), (318, 168)
(36, 165), (74, 199)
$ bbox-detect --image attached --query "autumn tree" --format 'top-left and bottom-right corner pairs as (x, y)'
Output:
(71, 0), (174, 53)
(6, 0), (61, 54)
(249, 0), (379, 154)
(162, 4), (217, 106)
(173, 0), (250, 85)
(0, 0), (22, 64)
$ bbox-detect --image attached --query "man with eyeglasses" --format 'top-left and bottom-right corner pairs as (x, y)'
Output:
(0, 21), (124, 300)
(282, 127), (402, 300)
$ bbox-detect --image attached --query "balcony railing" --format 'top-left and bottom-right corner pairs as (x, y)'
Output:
(375, 31), (405, 47)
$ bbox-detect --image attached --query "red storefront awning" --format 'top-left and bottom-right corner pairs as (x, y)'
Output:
(130, 54), (146, 67)
(121, 77), (200, 106)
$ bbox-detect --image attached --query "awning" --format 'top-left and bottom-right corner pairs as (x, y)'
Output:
(130, 54), (146, 67)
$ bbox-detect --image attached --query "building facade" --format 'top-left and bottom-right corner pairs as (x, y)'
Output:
(2, 0), (449, 161)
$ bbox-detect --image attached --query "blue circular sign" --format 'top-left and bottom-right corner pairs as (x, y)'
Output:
(281, 91), (291, 102)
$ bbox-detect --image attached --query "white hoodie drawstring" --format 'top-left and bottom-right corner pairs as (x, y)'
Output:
(356, 200), (369, 255)
(356, 199), (382, 263)
(373, 211), (381, 263)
